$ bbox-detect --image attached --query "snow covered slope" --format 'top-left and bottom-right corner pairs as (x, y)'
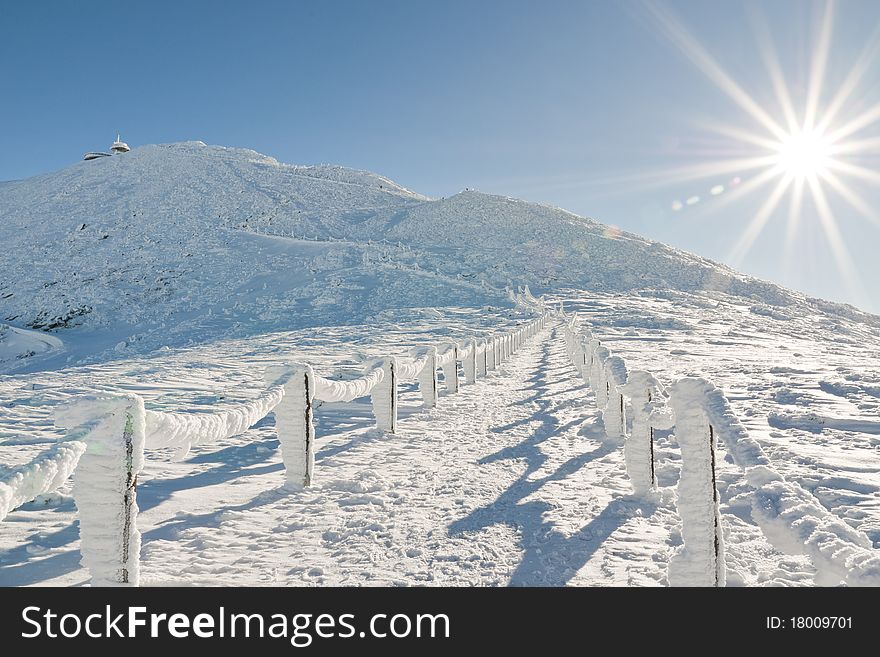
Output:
(2, 143), (880, 587)
(2, 141), (875, 369)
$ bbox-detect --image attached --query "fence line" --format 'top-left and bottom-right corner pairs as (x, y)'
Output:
(562, 314), (880, 587)
(0, 299), (546, 586)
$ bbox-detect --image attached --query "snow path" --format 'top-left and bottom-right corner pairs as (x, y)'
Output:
(130, 324), (673, 586)
(1, 318), (815, 587)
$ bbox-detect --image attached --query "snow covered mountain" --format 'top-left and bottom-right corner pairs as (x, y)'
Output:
(2, 142), (880, 588)
(2, 141), (875, 370)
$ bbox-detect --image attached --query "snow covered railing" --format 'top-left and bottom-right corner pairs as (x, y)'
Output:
(563, 322), (728, 586)
(667, 379), (726, 587)
(56, 395), (145, 586)
(619, 371), (673, 498)
(0, 440), (87, 523)
(675, 377), (880, 587)
(562, 316), (880, 587)
(41, 311), (545, 586)
(144, 384), (288, 458)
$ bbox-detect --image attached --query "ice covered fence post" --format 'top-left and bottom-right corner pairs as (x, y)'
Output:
(590, 342), (610, 408)
(55, 394), (146, 587)
(476, 340), (488, 378)
(603, 356), (628, 439)
(413, 346), (438, 409)
(487, 337), (496, 371)
(668, 378), (726, 587)
(370, 357), (398, 433)
(463, 340), (477, 384)
(620, 371), (674, 497)
(578, 335), (592, 386)
(439, 344), (459, 393)
(564, 324), (575, 360)
(266, 363), (315, 488)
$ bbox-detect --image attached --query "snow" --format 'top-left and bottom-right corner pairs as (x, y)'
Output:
(2, 141), (880, 588)
(602, 356), (628, 439)
(667, 378), (726, 587)
(369, 358), (398, 434)
(3, 141), (876, 373)
(412, 347), (439, 409)
(270, 364), (315, 489)
(461, 340), (477, 385)
(144, 385), (286, 458)
(0, 324), (64, 373)
(437, 344), (459, 394)
(56, 394), (145, 586)
(620, 370), (673, 498)
(313, 364), (385, 403)
(0, 440), (85, 522)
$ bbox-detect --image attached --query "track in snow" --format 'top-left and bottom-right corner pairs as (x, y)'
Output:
(1, 322), (809, 587)
(134, 324), (674, 586)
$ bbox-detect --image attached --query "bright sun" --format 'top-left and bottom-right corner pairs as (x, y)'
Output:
(642, 0), (880, 307)
(774, 128), (834, 180)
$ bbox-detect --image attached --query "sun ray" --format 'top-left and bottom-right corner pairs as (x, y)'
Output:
(782, 176), (807, 276)
(825, 159), (880, 185)
(804, 0), (836, 130)
(700, 121), (781, 151)
(549, 155), (780, 193)
(746, 3), (800, 133)
(815, 21), (880, 133)
(820, 169), (880, 228)
(826, 100), (880, 143)
(727, 173), (792, 265)
(641, 0), (789, 140)
(829, 135), (880, 155)
(806, 174), (870, 307)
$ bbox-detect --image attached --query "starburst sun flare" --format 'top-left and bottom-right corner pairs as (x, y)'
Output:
(642, 0), (880, 307)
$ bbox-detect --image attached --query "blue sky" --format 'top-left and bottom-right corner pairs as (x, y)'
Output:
(2, 0), (879, 311)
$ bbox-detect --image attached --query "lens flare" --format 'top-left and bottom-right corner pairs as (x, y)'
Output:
(640, 0), (878, 307)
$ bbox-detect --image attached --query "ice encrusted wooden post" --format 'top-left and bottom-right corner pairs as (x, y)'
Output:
(603, 356), (628, 438)
(474, 341), (484, 379)
(668, 378), (726, 587)
(266, 363), (315, 488)
(580, 345), (589, 384)
(56, 394), (145, 587)
(439, 344), (459, 393)
(481, 339), (489, 376)
(371, 357), (398, 433)
(413, 346), (438, 409)
(487, 337), (496, 371)
(620, 371), (674, 497)
(463, 340), (477, 384)
(590, 342), (610, 408)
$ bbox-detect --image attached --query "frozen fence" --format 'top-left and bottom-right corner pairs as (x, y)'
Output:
(0, 440), (86, 523)
(20, 305), (546, 586)
(56, 394), (145, 586)
(562, 315), (880, 587)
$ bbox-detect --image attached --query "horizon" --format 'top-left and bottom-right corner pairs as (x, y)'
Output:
(2, 0), (879, 312)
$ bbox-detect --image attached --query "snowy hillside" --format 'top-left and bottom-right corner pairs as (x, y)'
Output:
(3, 141), (875, 370)
(2, 142), (879, 588)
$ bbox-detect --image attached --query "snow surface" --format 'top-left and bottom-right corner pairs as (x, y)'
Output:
(2, 143), (879, 586)
(3, 141), (877, 370)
